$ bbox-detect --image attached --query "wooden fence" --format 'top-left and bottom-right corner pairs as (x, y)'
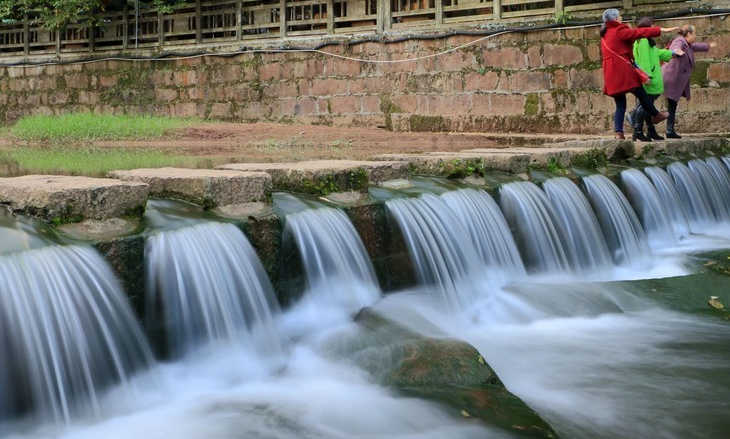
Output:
(0, 0), (708, 57)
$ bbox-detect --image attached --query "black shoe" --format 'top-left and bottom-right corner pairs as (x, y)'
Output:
(632, 131), (652, 142)
(666, 132), (682, 139)
(647, 131), (664, 141)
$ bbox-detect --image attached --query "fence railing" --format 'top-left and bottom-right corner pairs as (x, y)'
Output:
(0, 0), (698, 57)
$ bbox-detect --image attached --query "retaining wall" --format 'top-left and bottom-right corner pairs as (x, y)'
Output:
(0, 14), (729, 135)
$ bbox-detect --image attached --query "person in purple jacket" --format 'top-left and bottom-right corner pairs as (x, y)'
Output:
(661, 24), (717, 138)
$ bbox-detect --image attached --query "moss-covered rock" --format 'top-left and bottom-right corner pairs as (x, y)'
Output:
(325, 308), (559, 438)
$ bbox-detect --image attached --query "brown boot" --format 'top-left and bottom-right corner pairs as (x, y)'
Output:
(652, 112), (669, 124)
(615, 132), (625, 139)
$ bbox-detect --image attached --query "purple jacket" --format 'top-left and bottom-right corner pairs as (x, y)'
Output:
(662, 36), (710, 102)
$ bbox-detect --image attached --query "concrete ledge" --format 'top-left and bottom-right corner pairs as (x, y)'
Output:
(108, 167), (272, 209)
(217, 160), (410, 196)
(0, 175), (149, 222)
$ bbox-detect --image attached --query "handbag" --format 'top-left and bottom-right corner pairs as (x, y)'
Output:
(631, 61), (651, 84)
(601, 39), (652, 85)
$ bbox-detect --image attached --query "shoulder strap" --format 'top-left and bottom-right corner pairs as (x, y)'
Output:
(601, 38), (633, 67)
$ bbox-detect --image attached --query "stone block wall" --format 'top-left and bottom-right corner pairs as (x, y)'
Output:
(0, 15), (728, 135)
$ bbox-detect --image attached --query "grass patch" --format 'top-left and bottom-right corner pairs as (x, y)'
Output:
(0, 146), (198, 177)
(8, 113), (198, 141)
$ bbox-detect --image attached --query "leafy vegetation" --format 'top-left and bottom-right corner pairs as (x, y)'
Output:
(0, 0), (186, 29)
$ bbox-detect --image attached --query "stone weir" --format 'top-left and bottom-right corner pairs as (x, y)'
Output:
(1, 136), (727, 304)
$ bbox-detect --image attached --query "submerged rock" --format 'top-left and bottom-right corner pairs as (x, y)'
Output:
(324, 308), (558, 438)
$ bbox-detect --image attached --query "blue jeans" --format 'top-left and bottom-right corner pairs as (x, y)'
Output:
(612, 87), (660, 133)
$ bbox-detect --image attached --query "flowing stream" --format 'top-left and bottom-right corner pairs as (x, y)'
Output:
(3, 157), (730, 439)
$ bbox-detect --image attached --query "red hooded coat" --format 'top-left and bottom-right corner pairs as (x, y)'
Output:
(601, 20), (661, 96)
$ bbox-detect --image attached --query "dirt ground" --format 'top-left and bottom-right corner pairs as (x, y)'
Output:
(97, 122), (512, 162)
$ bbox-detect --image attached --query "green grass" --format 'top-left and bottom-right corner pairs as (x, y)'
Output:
(0, 146), (199, 177)
(8, 113), (198, 141)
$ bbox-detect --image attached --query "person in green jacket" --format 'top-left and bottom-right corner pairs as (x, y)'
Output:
(629, 17), (683, 141)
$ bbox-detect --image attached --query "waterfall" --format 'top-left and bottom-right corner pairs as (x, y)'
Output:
(440, 188), (526, 279)
(705, 157), (730, 215)
(499, 181), (574, 274)
(621, 168), (678, 247)
(0, 245), (154, 425)
(667, 161), (716, 232)
(582, 174), (652, 268)
(643, 166), (691, 238)
(145, 222), (283, 360)
(386, 194), (484, 309)
(542, 177), (613, 275)
(284, 207), (381, 313)
(688, 159), (730, 223)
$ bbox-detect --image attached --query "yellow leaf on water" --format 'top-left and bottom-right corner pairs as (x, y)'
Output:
(708, 297), (725, 310)
(460, 410), (471, 418)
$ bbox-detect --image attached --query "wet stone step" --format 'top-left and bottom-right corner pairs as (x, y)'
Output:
(372, 152), (533, 175)
(0, 175), (149, 222)
(217, 160), (410, 196)
(109, 167), (272, 209)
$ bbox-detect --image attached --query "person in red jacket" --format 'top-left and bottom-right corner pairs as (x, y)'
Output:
(600, 9), (678, 139)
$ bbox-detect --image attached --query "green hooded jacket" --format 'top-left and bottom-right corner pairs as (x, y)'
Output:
(633, 38), (674, 95)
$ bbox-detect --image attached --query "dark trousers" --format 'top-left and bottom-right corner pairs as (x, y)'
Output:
(633, 94), (660, 134)
(612, 87), (660, 133)
(666, 98), (679, 134)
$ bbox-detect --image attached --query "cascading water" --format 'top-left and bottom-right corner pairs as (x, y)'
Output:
(440, 188), (525, 280)
(643, 166), (691, 237)
(7, 155), (730, 439)
(283, 207), (382, 333)
(145, 222), (283, 360)
(621, 168), (678, 247)
(542, 177), (613, 275)
(385, 193), (485, 309)
(499, 181), (574, 274)
(582, 174), (653, 268)
(687, 158), (730, 222)
(0, 245), (154, 427)
(704, 157), (730, 210)
(667, 161), (716, 232)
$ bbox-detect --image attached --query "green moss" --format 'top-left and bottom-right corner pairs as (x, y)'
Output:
(571, 148), (607, 169)
(524, 92), (539, 116)
(443, 158), (486, 178)
(99, 68), (156, 106)
(690, 61), (709, 87)
(410, 115), (449, 132)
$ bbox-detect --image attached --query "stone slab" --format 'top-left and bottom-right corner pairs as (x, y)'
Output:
(109, 167), (272, 208)
(0, 175), (149, 222)
(217, 160), (410, 195)
(372, 152), (532, 175)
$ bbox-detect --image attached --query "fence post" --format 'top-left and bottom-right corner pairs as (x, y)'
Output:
(89, 14), (96, 53)
(236, 0), (243, 40)
(23, 14), (29, 56)
(493, 0), (501, 21)
(196, 0), (203, 43)
(555, 0), (564, 19)
(623, 0), (633, 11)
(56, 27), (62, 56)
(280, 0), (287, 37)
(435, 0), (443, 25)
(123, 5), (129, 50)
(158, 11), (164, 49)
(327, 0), (334, 34)
(379, 0), (391, 32)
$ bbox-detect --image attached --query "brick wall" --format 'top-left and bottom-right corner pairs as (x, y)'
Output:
(1, 15), (728, 135)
